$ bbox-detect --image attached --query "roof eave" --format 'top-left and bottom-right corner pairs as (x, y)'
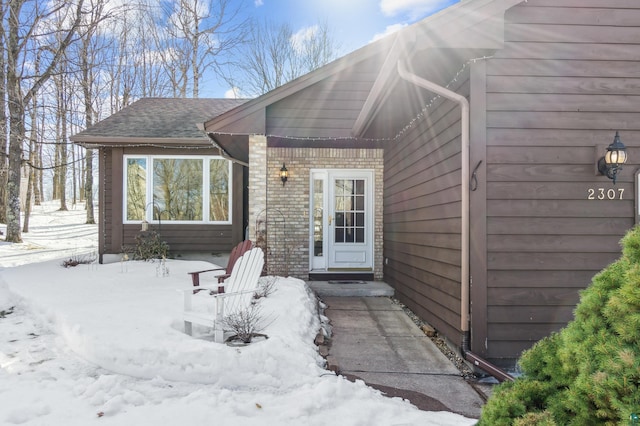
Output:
(70, 136), (214, 149)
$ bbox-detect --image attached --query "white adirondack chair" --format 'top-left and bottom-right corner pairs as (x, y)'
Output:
(182, 247), (264, 343)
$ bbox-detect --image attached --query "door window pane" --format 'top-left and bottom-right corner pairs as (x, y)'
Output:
(334, 178), (366, 244)
(313, 179), (324, 257)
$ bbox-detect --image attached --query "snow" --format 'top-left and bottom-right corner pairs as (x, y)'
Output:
(0, 202), (475, 425)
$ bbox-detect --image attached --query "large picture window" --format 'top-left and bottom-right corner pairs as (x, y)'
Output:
(124, 155), (231, 224)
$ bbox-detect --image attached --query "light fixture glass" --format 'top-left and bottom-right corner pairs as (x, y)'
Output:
(280, 163), (288, 186)
(598, 131), (628, 184)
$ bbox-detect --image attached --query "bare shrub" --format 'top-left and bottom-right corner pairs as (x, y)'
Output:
(61, 252), (98, 268)
(254, 276), (278, 299)
(223, 304), (266, 344)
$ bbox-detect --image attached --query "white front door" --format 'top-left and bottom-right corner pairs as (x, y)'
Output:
(310, 169), (374, 272)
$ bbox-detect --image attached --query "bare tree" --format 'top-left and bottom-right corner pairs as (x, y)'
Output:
(22, 52), (40, 233)
(53, 62), (70, 212)
(74, 0), (114, 224)
(224, 20), (341, 97)
(4, 0), (86, 243)
(0, 0), (6, 229)
(160, 0), (248, 98)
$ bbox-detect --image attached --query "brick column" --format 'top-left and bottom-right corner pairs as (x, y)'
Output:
(248, 135), (267, 241)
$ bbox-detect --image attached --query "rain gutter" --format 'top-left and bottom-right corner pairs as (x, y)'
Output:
(197, 123), (250, 167)
(397, 60), (513, 383)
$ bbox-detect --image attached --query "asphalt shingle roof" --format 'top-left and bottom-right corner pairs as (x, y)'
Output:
(72, 98), (248, 142)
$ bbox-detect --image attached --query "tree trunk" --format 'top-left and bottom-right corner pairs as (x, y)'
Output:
(23, 153), (34, 233)
(5, 0), (25, 243)
(0, 0), (7, 228)
(23, 63), (40, 234)
(34, 137), (42, 206)
(80, 31), (96, 224)
(59, 106), (68, 211)
(71, 137), (77, 205)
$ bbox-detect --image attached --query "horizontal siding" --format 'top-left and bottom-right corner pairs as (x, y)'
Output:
(383, 72), (468, 347)
(487, 200), (633, 217)
(487, 234), (622, 252)
(507, 5), (640, 26)
(488, 58), (640, 78)
(495, 42), (640, 61)
(385, 218), (462, 234)
(488, 94), (640, 112)
(266, 58), (381, 138)
(488, 305), (576, 324)
(489, 270), (598, 288)
(505, 24), (640, 44)
(385, 267), (462, 340)
(103, 149), (113, 255)
(487, 217), (634, 235)
(123, 224), (234, 254)
(483, 0), (640, 364)
(488, 128), (640, 147)
(488, 252), (620, 271)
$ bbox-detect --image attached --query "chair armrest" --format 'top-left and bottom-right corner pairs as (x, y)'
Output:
(188, 267), (226, 286)
(215, 273), (231, 283)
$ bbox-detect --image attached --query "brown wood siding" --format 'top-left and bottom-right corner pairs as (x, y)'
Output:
(383, 74), (468, 344)
(98, 148), (110, 259)
(101, 146), (243, 259)
(483, 0), (640, 366)
(122, 224), (234, 253)
(266, 57), (382, 138)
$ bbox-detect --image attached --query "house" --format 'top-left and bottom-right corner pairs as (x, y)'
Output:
(71, 98), (248, 262)
(74, 0), (640, 370)
(201, 0), (639, 369)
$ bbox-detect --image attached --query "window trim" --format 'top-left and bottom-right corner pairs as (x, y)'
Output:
(123, 154), (233, 225)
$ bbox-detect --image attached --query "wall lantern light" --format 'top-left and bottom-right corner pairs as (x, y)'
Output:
(280, 163), (289, 186)
(597, 131), (628, 184)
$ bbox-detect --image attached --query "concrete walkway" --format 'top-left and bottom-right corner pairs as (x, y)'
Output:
(316, 295), (486, 419)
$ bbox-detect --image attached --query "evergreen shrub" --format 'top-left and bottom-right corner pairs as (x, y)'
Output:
(479, 227), (640, 425)
(132, 230), (169, 261)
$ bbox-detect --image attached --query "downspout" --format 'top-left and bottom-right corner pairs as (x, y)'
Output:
(397, 60), (513, 382)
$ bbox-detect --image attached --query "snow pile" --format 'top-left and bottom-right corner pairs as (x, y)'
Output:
(0, 202), (475, 425)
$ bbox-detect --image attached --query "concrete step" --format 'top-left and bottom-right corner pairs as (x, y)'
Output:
(308, 280), (394, 297)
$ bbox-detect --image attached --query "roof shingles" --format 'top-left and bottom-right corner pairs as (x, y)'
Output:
(72, 98), (247, 142)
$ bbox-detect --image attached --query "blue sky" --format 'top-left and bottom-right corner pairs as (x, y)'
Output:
(205, 0), (459, 97)
(253, 0), (458, 52)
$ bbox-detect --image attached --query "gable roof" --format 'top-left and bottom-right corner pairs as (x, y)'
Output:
(71, 97), (248, 147)
(203, 0), (523, 138)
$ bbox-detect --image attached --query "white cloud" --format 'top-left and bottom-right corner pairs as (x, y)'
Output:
(290, 25), (319, 53)
(370, 23), (407, 43)
(224, 87), (241, 98)
(254, 0), (263, 6)
(380, 0), (452, 19)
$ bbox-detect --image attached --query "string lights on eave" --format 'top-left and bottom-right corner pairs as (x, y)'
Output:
(196, 55), (495, 145)
(92, 56), (495, 156)
(392, 55), (494, 142)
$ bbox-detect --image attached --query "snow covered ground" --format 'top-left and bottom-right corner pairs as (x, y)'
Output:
(0, 202), (475, 425)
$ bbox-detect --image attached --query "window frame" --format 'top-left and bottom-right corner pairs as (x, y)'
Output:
(123, 154), (233, 225)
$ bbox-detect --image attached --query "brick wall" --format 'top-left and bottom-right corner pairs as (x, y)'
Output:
(250, 146), (384, 280)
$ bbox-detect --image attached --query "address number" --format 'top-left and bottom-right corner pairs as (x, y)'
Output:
(587, 188), (624, 200)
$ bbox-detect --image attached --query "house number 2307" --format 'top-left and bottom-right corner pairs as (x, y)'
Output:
(587, 188), (624, 200)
